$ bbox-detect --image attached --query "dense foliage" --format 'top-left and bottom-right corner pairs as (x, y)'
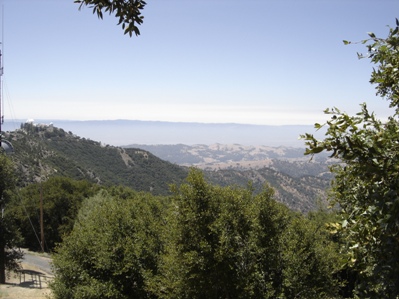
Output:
(160, 169), (340, 298)
(51, 169), (341, 298)
(0, 155), (22, 284)
(302, 19), (399, 297)
(8, 177), (99, 252)
(51, 189), (164, 298)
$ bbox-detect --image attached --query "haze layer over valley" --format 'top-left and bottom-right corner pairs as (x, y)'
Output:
(2, 119), (322, 147)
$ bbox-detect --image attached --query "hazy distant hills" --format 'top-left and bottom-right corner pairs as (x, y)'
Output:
(2, 119), (323, 147)
(124, 143), (334, 212)
(125, 143), (333, 176)
(2, 121), (334, 212)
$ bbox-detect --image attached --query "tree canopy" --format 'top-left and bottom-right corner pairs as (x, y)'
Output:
(51, 169), (341, 298)
(164, 169), (340, 298)
(8, 177), (99, 252)
(51, 189), (165, 299)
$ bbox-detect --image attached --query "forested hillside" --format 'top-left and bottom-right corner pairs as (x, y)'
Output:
(6, 122), (188, 195)
(205, 168), (329, 212)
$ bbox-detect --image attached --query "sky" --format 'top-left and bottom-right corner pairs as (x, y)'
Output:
(0, 0), (398, 126)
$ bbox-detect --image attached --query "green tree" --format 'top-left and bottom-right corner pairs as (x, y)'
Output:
(50, 169), (340, 298)
(51, 189), (165, 299)
(168, 169), (271, 298)
(75, 0), (146, 36)
(302, 19), (399, 297)
(0, 154), (22, 284)
(279, 213), (341, 298)
(158, 168), (340, 298)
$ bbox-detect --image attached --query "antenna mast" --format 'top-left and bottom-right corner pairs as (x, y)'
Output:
(0, 6), (13, 155)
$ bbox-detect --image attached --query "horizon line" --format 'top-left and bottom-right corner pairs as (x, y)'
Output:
(3, 118), (318, 127)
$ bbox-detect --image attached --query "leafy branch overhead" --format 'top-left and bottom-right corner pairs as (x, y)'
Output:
(74, 0), (147, 37)
(301, 18), (399, 297)
(344, 18), (399, 110)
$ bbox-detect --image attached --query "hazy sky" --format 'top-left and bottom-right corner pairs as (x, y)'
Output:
(1, 0), (398, 125)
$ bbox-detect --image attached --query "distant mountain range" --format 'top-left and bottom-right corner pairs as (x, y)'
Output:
(125, 143), (332, 172)
(2, 119), (324, 147)
(2, 122), (333, 212)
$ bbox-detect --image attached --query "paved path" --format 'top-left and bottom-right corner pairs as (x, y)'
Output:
(21, 249), (52, 275)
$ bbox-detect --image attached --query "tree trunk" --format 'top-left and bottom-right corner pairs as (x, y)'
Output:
(0, 242), (5, 284)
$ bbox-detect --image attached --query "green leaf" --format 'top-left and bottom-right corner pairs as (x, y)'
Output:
(368, 32), (376, 38)
(314, 123), (323, 130)
(311, 147), (324, 154)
